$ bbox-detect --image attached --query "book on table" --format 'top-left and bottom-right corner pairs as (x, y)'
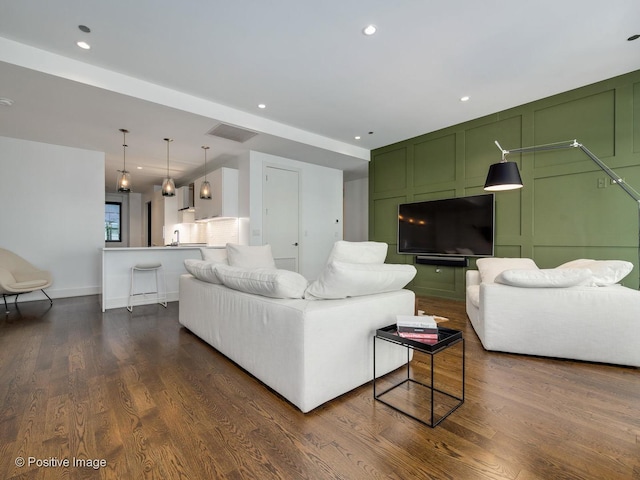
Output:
(397, 332), (439, 344)
(395, 314), (439, 341)
(397, 325), (438, 334)
(396, 314), (438, 329)
(399, 334), (438, 345)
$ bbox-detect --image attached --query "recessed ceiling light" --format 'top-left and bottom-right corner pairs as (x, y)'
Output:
(258, 103), (266, 109)
(460, 96), (470, 102)
(76, 41), (91, 50)
(137, 166), (143, 170)
(78, 25), (91, 33)
(628, 34), (640, 41)
(363, 25), (377, 36)
(0, 97), (14, 107)
(355, 136), (361, 140)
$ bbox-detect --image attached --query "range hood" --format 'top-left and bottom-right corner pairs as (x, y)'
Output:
(177, 184), (195, 211)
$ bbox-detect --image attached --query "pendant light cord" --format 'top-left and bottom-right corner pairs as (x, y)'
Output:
(202, 146), (209, 180)
(164, 138), (173, 177)
(119, 128), (129, 173)
(122, 130), (127, 171)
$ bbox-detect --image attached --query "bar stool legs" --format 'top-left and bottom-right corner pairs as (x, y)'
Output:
(127, 262), (167, 312)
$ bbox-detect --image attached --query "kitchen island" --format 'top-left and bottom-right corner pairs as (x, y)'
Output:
(101, 246), (214, 312)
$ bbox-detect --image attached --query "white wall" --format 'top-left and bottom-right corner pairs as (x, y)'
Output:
(128, 192), (143, 247)
(344, 177), (369, 241)
(238, 151), (343, 280)
(0, 136), (104, 301)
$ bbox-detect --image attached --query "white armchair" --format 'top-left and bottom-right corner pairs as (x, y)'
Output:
(0, 248), (53, 312)
(466, 258), (640, 367)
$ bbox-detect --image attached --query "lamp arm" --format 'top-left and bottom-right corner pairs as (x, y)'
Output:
(576, 144), (640, 204)
(503, 140), (577, 156)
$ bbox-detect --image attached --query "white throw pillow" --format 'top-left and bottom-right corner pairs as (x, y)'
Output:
(214, 264), (308, 299)
(200, 247), (228, 264)
(476, 257), (538, 284)
(557, 259), (633, 286)
(304, 261), (416, 299)
(495, 268), (593, 288)
(184, 259), (222, 284)
(226, 243), (276, 269)
(326, 240), (388, 264)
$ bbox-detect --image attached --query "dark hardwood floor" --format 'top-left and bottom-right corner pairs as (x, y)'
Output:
(1, 295), (638, 479)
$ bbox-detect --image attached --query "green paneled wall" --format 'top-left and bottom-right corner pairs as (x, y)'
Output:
(370, 70), (640, 299)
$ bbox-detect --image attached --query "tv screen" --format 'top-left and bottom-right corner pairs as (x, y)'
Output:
(397, 194), (494, 257)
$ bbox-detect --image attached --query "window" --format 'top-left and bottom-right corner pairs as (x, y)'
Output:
(105, 202), (122, 242)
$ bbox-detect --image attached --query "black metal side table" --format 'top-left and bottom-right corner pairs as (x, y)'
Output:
(373, 324), (465, 427)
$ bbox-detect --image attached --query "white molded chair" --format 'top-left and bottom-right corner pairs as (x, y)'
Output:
(0, 248), (53, 312)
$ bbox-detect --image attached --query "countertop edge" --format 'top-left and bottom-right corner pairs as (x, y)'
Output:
(103, 246), (225, 251)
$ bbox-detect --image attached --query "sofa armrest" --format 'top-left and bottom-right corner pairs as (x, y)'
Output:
(466, 270), (480, 287)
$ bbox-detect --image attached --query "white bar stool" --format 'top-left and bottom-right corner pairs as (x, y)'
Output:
(127, 262), (167, 312)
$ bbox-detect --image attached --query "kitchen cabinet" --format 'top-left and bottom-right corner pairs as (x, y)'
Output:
(177, 184), (195, 211)
(194, 167), (238, 221)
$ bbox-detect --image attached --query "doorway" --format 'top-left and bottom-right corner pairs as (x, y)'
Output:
(264, 166), (300, 271)
(146, 201), (152, 247)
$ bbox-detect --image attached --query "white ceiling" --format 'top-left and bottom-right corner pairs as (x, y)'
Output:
(0, 0), (638, 193)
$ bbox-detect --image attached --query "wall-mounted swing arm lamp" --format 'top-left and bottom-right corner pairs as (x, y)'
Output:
(485, 139), (640, 203)
(484, 139), (640, 290)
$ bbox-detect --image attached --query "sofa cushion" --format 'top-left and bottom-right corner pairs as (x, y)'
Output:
(226, 244), (276, 269)
(304, 261), (416, 299)
(495, 268), (593, 288)
(200, 247), (228, 264)
(184, 259), (222, 284)
(214, 264), (308, 299)
(326, 240), (388, 264)
(476, 257), (538, 284)
(557, 259), (633, 286)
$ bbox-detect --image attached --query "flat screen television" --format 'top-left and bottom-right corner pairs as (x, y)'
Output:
(397, 193), (494, 257)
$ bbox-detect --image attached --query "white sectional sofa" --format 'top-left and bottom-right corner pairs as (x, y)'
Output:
(178, 241), (417, 412)
(466, 258), (640, 367)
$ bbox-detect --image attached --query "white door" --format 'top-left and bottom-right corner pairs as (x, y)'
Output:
(264, 166), (299, 271)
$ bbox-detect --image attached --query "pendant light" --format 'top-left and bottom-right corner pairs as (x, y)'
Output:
(199, 145), (212, 199)
(161, 138), (176, 197)
(116, 128), (131, 192)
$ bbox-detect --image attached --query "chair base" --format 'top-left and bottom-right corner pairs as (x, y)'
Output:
(3, 289), (53, 313)
(126, 295), (168, 312)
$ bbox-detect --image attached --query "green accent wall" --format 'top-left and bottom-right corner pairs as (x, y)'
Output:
(370, 70), (640, 299)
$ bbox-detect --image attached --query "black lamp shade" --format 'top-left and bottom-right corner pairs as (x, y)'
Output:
(484, 161), (523, 191)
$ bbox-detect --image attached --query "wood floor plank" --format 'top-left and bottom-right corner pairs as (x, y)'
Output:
(0, 295), (639, 479)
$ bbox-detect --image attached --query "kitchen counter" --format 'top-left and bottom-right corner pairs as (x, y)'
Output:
(101, 246), (221, 311)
